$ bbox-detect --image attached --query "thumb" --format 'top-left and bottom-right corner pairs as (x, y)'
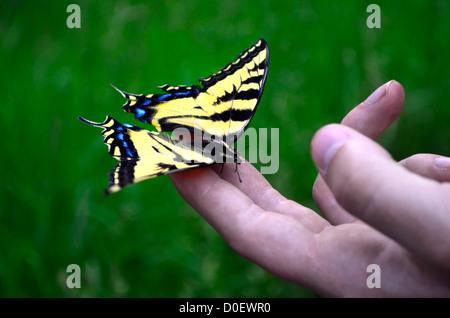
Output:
(310, 124), (450, 269)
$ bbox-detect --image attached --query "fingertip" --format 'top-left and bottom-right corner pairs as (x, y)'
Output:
(434, 156), (450, 169)
(364, 81), (390, 105)
(311, 124), (393, 181)
(386, 80), (404, 98)
(385, 79), (405, 114)
(399, 154), (450, 182)
(311, 124), (349, 175)
(169, 167), (214, 192)
(170, 166), (212, 180)
(340, 80), (405, 140)
(363, 80), (404, 106)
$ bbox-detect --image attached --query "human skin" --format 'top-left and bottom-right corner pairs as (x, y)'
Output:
(170, 81), (450, 297)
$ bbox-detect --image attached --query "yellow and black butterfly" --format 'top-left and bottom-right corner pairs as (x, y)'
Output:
(79, 38), (270, 194)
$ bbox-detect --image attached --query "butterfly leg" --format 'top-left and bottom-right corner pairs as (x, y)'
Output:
(234, 160), (242, 183)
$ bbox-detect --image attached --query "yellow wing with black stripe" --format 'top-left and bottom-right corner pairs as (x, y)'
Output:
(78, 116), (228, 194)
(115, 38), (269, 142)
(79, 38), (269, 193)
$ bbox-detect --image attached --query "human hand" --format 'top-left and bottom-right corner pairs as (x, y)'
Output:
(170, 81), (450, 297)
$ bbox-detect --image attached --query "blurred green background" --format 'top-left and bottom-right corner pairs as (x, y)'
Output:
(1, 0), (449, 297)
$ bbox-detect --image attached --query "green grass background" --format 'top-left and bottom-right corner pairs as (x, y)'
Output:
(1, 0), (449, 297)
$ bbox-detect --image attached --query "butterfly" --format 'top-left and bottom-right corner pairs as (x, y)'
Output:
(79, 38), (270, 194)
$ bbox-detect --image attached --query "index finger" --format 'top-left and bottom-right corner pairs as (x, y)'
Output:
(169, 166), (319, 283)
(171, 161), (330, 233)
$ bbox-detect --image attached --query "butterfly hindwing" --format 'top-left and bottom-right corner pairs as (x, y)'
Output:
(117, 38), (269, 142)
(78, 116), (216, 194)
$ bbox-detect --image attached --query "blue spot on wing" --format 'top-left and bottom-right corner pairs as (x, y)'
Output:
(135, 108), (146, 118)
(142, 100), (152, 106)
(122, 123), (133, 128)
(126, 149), (134, 158)
(158, 94), (171, 100)
(117, 133), (124, 140)
(121, 141), (135, 158)
(174, 91), (191, 97)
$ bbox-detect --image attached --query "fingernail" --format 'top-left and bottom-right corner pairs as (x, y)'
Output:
(364, 80), (394, 105)
(312, 126), (349, 175)
(435, 157), (450, 169)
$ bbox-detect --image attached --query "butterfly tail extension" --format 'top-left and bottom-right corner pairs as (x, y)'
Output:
(110, 84), (161, 127)
(110, 83), (137, 100)
(78, 115), (107, 127)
